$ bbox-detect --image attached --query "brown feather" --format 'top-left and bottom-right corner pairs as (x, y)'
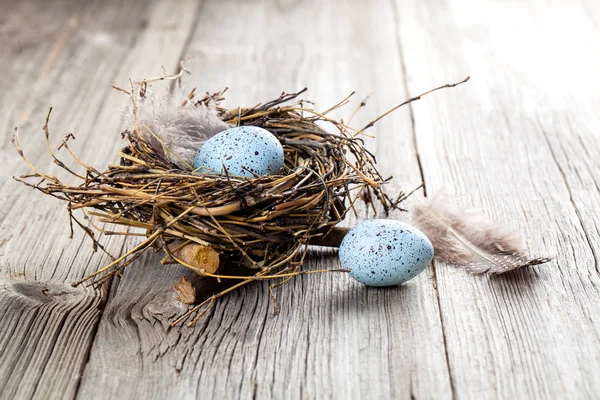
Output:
(412, 195), (551, 274)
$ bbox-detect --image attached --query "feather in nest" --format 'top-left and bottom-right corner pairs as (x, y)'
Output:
(412, 195), (552, 274)
(123, 87), (231, 170)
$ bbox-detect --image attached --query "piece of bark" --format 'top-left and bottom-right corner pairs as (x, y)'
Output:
(174, 277), (201, 304)
(173, 262), (255, 305)
(169, 242), (220, 274)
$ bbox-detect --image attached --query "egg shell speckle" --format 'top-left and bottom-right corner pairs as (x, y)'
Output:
(193, 126), (284, 178)
(339, 219), (434, 287)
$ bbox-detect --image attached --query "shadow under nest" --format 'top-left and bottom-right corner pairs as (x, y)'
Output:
(13, 78), (419, 325)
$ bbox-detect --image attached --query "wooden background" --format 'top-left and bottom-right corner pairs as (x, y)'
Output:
(1, 0), (599, 398)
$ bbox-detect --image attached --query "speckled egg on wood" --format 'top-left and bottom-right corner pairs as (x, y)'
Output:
(339, 219), (434, 286)
(193, 126), (284, 178)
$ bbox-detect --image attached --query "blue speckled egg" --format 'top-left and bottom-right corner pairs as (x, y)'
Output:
(193, 126), (284, 178)
(339, 219), (434, 286)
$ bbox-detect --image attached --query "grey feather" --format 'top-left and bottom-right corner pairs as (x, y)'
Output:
(412, 195), (551, 274)
(124, 87), (231, 169)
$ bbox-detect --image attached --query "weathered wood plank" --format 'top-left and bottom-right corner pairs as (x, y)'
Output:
(393, 0), (600, 398)
(4, 0), (599, 398)
(76, 0), (453, 399)
(0, 0), (201, 398)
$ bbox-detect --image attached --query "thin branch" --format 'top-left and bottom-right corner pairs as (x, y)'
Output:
(357, 76), (470, 134)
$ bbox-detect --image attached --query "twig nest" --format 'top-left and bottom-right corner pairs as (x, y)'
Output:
(339, 220), (433, 286)
(10, 71), (482, 324)
(13, 83), (410, 323)
(193, 126), (284, 178)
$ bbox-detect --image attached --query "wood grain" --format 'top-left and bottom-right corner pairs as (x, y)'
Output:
(393, 0), (600, 398)
(76, 0), (453, 399)
(0, 0), (200, 398)
(1, 0), (599, 398)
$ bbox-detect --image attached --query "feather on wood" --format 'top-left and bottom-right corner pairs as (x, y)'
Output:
(412, 195), (551, 274)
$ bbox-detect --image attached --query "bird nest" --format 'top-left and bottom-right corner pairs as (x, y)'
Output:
(13, 67), (466, 325)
